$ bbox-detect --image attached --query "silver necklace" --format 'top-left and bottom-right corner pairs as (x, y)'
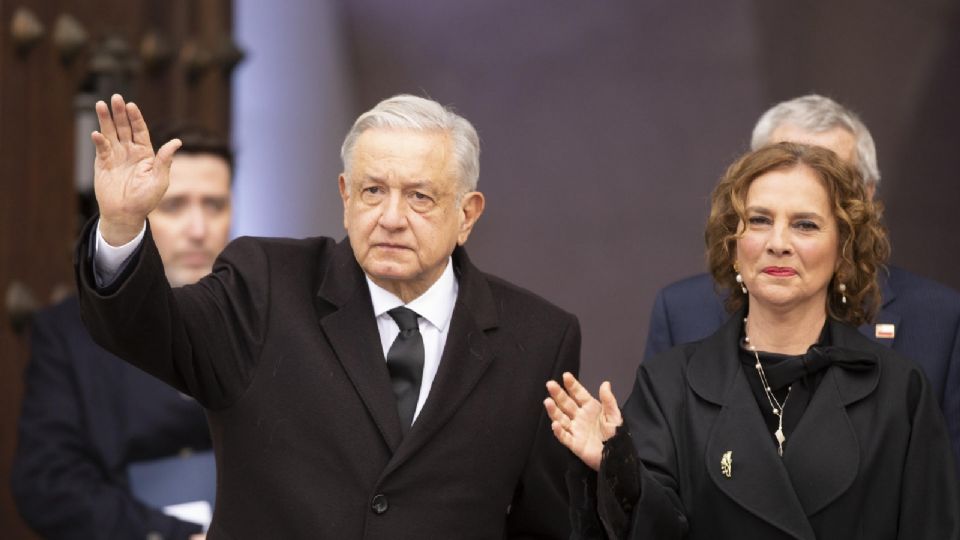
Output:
(743, 317), (791, 457)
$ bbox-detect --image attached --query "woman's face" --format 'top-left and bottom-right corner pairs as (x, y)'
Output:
(736, 165), (840, 315)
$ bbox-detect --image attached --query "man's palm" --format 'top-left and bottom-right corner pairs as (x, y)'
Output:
(91, 94), (180, 245)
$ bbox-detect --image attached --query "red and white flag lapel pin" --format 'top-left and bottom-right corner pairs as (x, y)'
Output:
(875, 323), (895, 339)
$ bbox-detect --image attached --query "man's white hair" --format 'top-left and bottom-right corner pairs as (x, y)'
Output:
(340, 94), (480, 193)
(751, 94), (880, 186)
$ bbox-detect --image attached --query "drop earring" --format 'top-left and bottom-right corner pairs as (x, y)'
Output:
(734, 266), (747, 294)
(839, 283), (847, 304)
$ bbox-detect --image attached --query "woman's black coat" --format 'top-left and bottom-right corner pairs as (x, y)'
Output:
(574, 313), (960, 540)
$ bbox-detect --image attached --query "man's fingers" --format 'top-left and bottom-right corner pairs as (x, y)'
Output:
(155, 138), (182, 173)
(111, 94), (132, 143)
(95, 101), (117, 142)
(91, 131), (111, 159)
(127, 102), (152, 148)
(546, 380), (579, 418)
(562, 372), (595, 407)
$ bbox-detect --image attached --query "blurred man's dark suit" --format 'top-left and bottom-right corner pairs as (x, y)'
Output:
(644, 266), (960, 473)
(75, 221), (579, 539)
(12, 296), (211, 539)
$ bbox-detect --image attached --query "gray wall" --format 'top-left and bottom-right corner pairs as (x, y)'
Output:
(233, 0), (960, 397)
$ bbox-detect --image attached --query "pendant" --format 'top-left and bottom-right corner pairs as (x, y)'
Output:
(775, 427), (786, 456)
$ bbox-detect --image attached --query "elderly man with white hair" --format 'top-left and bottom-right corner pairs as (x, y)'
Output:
(75, 94), (579, 539)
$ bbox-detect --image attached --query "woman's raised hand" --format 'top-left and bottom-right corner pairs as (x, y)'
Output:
(544, 372), (623, 471)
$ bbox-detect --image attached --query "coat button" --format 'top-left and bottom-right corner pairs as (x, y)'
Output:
(371, 494), (389, 514)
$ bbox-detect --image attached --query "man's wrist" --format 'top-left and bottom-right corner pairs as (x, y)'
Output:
(93, 219), (146, 288)
(99, 216), (147, 247)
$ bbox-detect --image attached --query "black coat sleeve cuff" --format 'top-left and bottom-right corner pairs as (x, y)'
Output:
(76, 215), (147, 295)
(597, 425), (642, 539)
(565, 458), (607, 540)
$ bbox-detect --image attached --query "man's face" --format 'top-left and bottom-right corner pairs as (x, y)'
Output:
(339, 128), (484, 301)
(148, 154), (232, 287)
(768, 124), (874, 198)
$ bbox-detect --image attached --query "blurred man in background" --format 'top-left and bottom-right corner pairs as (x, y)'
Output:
(12, 126), (233, 540)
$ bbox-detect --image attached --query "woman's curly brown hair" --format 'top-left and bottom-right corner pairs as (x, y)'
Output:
(705, 142), (890, 326)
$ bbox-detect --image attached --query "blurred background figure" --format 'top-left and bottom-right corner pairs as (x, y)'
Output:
(644, 95), (960, 471)
(11, 127), (233, 540)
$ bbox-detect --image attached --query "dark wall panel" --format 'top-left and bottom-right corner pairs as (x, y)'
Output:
(248, 0), (960, 395)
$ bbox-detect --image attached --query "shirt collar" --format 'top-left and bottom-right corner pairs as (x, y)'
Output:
(365, 257), (458, 331)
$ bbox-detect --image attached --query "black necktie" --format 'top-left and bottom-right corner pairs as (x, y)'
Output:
(386, 307), (424, 433)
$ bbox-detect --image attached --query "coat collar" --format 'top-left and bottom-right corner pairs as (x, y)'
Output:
(691, 311), (880, 539)
(314, 239), (500, 468)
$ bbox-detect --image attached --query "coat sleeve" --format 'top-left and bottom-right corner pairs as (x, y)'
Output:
(11, 310), (202, 540)
(566, 460), (607, 540)
(643, 289), (674, 362)
(897, 368), (960, 539)
(75, 218), (270, 410)
(597, 364), (689, 540)
(506, 315), (582, 539)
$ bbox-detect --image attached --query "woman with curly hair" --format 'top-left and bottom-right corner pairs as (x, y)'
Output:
(546, 142), (960, 539)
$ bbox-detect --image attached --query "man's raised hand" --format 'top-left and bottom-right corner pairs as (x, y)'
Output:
(91, 94), (181, 246)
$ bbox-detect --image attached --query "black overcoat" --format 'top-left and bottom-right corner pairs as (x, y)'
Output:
(576, 312), (960, 539)
(76, 221), (580, 539)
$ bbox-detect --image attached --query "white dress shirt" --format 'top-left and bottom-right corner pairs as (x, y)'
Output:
(93, 220), (146, 286)
(93, 221), (458, 423)
(366, 258), (458, 422)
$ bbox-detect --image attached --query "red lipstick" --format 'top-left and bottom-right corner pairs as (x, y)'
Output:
(762, 266), (797, 277)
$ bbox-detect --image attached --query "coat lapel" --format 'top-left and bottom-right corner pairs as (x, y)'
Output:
(382, 247), (498, 476)
(691, 314), (816, 540)
(784, 320), (879, 515)
(315, 240), (404, 452)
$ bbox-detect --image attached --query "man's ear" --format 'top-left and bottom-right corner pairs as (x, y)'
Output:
(456, 191), (485, 245)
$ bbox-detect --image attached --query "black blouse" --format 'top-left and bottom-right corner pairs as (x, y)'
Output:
(737, 321), (830, 453)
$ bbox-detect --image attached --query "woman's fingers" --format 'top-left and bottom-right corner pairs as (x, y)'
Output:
(562, 372), (596, 407)
(598, 381), (623, 426)
(546, 380), (580, 418)
(543, 397), (565, 424)
(550, 420), (574, 448)
(551, 419), (601, 472)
